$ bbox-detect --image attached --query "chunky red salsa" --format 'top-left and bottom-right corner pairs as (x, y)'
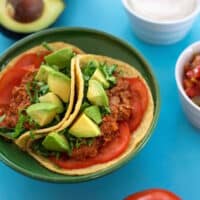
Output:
(183, 54), (200, 105)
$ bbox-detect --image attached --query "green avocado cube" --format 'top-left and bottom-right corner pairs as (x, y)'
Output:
(87, 80), (109, 107)
(42, 132), (69, 152)
(35, 65), (55, 82)
(84, 106), (102, 124)
(26, 102), (57, 127)
(48, 70), (71, 103)
(39, 92), (64, 114)
(91, 68), (110, 89)
(45, 48), (74, 69)
(69, 114), (101, 138)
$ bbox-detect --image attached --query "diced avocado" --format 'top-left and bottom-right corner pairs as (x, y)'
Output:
(39, 92), (64, 114)
(91, 68), (110, 89)
(42, 132), (69, 152)
(69, 114), (101, 138)
(84, 106), (102, 124)
(48, 71), (71, 103)
(45, 48), (74, 69)
(26, 103), (57, 127)
(35, 65), (54, 82)
(87, 80), (109, 107)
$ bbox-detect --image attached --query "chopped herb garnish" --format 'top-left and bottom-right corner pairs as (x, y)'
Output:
(100, 64), (117, 85)
(26, 80), (49, 104)
(29, 130), (35, 139)
(100, 106), (111, 116)
(13, 113), (27, 138)
(42, 42), (54, 52)
(82, 61), (97, 83)
(87, 138), (94, 147)
(80, 100), (90, 112)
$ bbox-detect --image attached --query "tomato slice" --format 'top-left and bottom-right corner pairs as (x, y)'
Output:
(125, 189), (181, 200)
(126, 77), (148, 113)
(50, 122), (130, 169)
(0, 52), (47, 105)
(125, 77), (149, 132)
(14, 53), (45, 69)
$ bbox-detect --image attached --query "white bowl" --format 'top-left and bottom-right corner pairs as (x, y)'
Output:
(175, 41), (200, 129)
(122, 0), (200, 45)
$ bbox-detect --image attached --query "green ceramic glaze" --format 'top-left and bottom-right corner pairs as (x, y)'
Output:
(0, 27), (160, 183)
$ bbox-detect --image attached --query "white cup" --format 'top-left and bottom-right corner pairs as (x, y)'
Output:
(122, 0), (200, 45)
(175, 41), (200, 129)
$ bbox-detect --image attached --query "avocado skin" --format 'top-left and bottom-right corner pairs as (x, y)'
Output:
(26, 102), (58, 127)
(84, 106), (102, 124)
(42, 132), (69, 152)
(69, 114), (101, 138)
(0, 0), (65, 33)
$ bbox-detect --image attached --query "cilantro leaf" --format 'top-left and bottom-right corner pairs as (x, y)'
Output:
(13, 113), (27, 138)
(42, 42), (54, 52)
(100, 64), (117, 85)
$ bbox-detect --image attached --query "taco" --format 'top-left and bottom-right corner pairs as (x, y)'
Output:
(0, 42), (84, 142)
(17, 54), (154, 175)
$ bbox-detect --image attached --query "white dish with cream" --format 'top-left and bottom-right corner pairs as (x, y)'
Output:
(122, 0), (200, 44)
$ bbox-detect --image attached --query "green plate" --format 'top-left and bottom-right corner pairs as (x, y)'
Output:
(0, 27), (160, 183)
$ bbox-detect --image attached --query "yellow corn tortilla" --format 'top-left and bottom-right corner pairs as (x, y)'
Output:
(0, 42), (84, 144)
(19, 54), (154, 175)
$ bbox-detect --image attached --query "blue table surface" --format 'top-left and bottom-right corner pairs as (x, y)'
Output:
(1, 0), (200, 199)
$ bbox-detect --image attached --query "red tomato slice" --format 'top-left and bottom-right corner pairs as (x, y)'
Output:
(0, 52), (48, 105)
(50, 122), (130, 169)
(0, 65), (35, 105)
(14, 53), (44, 69)
(126, 77), (149, 113)
(125, 77), (149, 132)
(128, 93), (143, 132)
(125, 189), (181, 200)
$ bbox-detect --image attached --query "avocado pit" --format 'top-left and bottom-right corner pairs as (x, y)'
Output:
(7, 0), (44, 23)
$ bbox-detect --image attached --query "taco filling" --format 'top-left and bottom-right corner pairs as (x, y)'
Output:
(0, 42), (82, 139)
(31, 58), (150, 170)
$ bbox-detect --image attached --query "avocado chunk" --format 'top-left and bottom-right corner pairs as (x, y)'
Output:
(91, 68), (110, 89)
(69, 114), (101, 138)
(84, 106), (102, 124)
(39, 92), (64, 114)
(87, 80), (109, 107)
(26, 102), (57, 127)
(42, 132), (69, 152)
(45, 48), (74, 69)
(0, 0), (65, 33)
(48, 71), (71, 103)
(35, 65), (54, 82)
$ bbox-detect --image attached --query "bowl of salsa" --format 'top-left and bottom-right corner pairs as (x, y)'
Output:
(176, 41), (200, 129)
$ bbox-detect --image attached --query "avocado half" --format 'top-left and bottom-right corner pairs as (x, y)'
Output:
(0, 0), (65, 33)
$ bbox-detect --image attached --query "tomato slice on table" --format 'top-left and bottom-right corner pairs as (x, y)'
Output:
(125, 77), (149, 132)
(125, 189), (181, 200)
(50, 122), (130, 169)
(0, 52), (47, 105)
